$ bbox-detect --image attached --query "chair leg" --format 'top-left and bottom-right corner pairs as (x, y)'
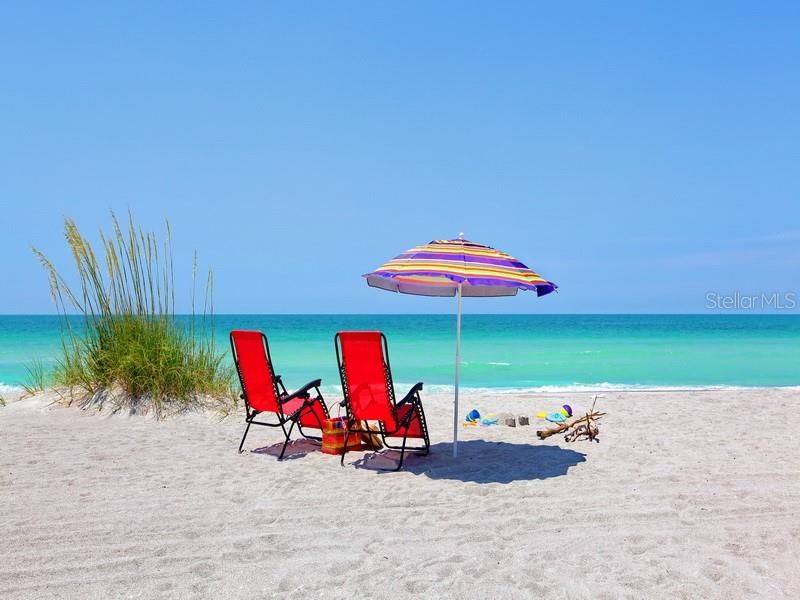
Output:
(297, 427), (323, 442)
(238, 419), (253, 454)
(395, 431), (410, 471)
(278, 420), (297, 460)
(340, 428), (351, 467)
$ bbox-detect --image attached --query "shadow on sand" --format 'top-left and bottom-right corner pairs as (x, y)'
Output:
(251, 439), (322, 460)
(352, 440), (587, 483)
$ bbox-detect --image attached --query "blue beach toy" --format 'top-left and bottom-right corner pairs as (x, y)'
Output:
(546, 412), (567, 423)
(465, 409), (481, 423)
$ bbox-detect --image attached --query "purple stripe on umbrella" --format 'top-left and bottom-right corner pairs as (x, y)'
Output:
(393, 252), (530, 268)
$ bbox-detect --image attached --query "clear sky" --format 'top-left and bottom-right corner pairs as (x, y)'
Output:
(1, 2), (798, 314)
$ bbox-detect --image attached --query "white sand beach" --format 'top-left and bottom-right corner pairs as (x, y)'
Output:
(2, 387), (799, 599)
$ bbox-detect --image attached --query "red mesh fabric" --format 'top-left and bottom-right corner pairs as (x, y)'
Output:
(338, 332), (395, 423)
(231, 330), (280, 413)
(282, 396), (327, 429)
(390, 403), (425, 438)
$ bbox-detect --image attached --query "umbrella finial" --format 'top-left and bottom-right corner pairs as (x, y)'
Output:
(458, 232), (464, 240)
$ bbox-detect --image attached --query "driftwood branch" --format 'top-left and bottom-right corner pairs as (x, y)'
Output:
(564, 415), (599, 442)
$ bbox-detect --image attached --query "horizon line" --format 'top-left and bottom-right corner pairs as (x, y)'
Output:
(1, 312), (798, 317)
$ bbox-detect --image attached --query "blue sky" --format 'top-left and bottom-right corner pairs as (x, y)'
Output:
(1, 1), (798, 314)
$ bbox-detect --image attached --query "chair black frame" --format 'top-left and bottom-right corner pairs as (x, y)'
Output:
(334, 332), (430, 471)
(230, 331), (329, 459)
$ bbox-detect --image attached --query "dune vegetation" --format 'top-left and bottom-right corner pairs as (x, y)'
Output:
(22, 358), (51, 396)
(33, 212), (233, 416)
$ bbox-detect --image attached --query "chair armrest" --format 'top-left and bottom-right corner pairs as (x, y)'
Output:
(281, 378), (323, 402)
(396, 382), (424, 406)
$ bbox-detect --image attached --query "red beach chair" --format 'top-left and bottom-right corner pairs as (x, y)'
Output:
(335, 331), (430, 470)
(230, 330), (329, 458)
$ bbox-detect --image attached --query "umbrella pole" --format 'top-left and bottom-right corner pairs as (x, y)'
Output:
(453, 282), (463, 457)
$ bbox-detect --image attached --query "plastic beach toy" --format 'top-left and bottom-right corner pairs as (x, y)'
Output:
(465, 409), (481, 423)
(480, 412), (498, 426)
(538, 405), (573, 421)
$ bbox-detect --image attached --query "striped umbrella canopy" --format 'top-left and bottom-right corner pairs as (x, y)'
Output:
(364, 236), (557, 456)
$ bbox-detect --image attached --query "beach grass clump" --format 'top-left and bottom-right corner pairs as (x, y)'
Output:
(22, 358), (51, 396)
(33, 212), (233, 416)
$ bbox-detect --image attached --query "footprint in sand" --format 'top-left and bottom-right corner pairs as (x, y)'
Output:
(233, 537), (256, 551)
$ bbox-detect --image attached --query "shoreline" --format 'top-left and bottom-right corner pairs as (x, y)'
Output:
(0, 382), (800, 402)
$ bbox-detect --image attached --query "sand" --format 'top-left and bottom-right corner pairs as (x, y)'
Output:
(1, 387), (799, 599)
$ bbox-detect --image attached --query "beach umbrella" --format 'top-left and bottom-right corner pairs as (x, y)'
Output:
(364, 235), (557, 457)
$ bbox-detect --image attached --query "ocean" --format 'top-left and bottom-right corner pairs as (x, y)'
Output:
(1, 314), (799, 395)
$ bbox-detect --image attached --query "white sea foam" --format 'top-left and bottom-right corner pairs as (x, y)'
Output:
(0, 382), (24, 396)
(318, 381), (800, 397)
(487, 362), (511, 366)
(396, 382), (800, 395)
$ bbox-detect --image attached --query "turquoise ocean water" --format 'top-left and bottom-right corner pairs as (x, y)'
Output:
(1, 315), (799, 394)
